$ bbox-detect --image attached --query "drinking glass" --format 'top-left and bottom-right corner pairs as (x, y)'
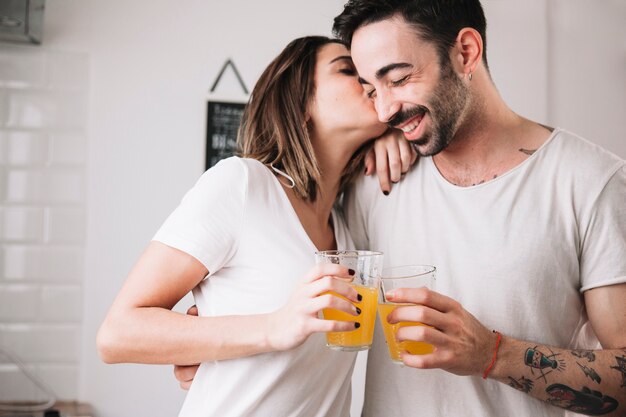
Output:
(315, 250), (383, 351)
(379, 265), (436, 364)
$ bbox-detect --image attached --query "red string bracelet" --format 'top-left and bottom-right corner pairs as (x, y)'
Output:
(482, 330), (502, 379)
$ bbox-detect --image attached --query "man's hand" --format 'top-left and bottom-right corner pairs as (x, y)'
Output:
(385, 287), (496, 376)
(364, 129), (418, 195)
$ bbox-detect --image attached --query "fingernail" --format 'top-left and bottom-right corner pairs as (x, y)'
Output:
(357, 293), (363, 302)
(386, 291), (395, 300)
(392, 181), (398, 184)
(348, 268), (355, 275)
(356, 307), (361, 315)
(355, 322), (361, 329)
(383, 191), (389, 196)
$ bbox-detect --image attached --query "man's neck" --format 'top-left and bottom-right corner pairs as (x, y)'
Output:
(432, 87), (551, 187)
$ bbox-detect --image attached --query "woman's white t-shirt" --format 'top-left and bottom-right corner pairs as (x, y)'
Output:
(153, 157), (357, 417)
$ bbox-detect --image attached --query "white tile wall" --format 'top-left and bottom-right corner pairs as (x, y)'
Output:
(37, 364), (79, 400)
(0, 89), (7, 127)
(3, 245), (84, 282)
(0, 363), (49, 402)
(1, 207), (45, 242)
(40, 286), (82, 322)
(49, 133), (87, 166)
(5, 169), (85, 203)
(0, 45), (46, 88)
(0, 324), (81, 362)
(6, 90), (87, 129)
(0, 44), (88, 402)
(46, 207), (86, 243)
(0, 285), (40, 321)
(7, 131), (49, 166)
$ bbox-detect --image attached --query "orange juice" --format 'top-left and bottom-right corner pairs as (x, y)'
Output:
(323, 285), (378, 351)
(378, 302), (435, 363)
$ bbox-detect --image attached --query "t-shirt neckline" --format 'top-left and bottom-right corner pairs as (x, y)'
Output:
(251, 159), (339, 252)
(427, 127), (562, 190)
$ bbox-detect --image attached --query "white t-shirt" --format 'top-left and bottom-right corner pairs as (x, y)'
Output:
(153, 157), (357, 417)
(344, 128), (626, 417)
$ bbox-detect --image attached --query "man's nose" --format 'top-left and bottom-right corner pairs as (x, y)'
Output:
(375, 91), (401, 125)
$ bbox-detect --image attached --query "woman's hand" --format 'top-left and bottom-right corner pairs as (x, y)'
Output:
(174, 305), (200, 390)
(266, 263), (361, 351)
(364, 128), (418, 194)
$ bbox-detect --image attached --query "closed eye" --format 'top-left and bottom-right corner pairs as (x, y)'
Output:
(391, 75), (410, 87)
(339, 68), (357, 76)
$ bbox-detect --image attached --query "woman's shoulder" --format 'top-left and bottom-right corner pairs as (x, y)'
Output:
(199, 156), (282, 202)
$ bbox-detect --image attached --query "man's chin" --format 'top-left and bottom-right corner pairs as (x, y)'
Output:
(408, 135), (434, 156)
(411, 137), (448, 157)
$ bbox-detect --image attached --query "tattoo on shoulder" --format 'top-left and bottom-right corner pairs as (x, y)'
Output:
(546, 384), (618, 415)
(519, 148), (537, 156)
(577, 362), (602, 383)
(572, 350), (596, 362)
(524, 346), (566, 382)
(610, 354), (626, 388)
(508, 376), (534, 393)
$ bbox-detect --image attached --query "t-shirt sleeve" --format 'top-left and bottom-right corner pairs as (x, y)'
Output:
(579, 164), (626, 291)
(152, 157), (247, 275)
(343, 176), (372, 251)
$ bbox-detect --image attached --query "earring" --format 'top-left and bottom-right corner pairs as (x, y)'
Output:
(468, 72), (473, 81)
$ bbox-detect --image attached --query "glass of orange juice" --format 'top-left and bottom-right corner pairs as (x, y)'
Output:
(315, 250), (383, 351)
(379, 265), (436, 364)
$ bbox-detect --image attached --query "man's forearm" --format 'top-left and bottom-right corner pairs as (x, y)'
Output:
(489, 336), (626, 416)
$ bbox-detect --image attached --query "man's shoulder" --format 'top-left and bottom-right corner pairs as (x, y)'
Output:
(538, 129), (626, 183)
(548, 129), (625, 175)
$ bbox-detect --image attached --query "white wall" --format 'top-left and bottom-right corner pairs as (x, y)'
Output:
(3, 1), (623, 416)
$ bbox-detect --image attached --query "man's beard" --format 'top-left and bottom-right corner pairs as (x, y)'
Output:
(389, 59), (469, 157)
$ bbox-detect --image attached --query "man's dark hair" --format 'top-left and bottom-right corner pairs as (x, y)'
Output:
(333, 0), (489, 70)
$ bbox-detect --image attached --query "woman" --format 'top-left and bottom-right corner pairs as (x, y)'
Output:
(97, 36), (389, 417)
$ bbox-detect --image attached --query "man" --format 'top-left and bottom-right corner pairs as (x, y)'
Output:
(335, 0), (626, 416)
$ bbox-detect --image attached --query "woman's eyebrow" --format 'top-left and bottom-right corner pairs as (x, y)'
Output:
(329, 55), (353, 64)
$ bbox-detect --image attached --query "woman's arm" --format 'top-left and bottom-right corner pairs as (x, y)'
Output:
(97, 241), (359, 365)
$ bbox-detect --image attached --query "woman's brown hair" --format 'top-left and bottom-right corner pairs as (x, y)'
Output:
(238, 36), (371, 202)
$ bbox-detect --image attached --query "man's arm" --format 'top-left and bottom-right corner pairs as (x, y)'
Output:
(386, 282), (626, 416)
(488, 283), (626, 416)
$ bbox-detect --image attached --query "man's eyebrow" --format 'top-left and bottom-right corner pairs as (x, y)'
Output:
(376, 63), (413, 79)
(359, 62), (414, 85)
(329, 55), (352, 64)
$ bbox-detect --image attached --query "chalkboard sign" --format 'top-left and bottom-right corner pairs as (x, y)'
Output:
(205, 100), (246, 170)
(205, 59), (249, 170)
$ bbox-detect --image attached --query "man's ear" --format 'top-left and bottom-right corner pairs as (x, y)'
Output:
(452, 27), (483, 79)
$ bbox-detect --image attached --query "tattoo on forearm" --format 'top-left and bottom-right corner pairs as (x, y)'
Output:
(508, 376), (534, 393)
(572, 350), (596, 362)
(577, 362), (602, 383)
(610, 354), (626, 388)
(519, 148), (537, 156)
(524, 347), (566, 382)
(545, 384), (618, 415)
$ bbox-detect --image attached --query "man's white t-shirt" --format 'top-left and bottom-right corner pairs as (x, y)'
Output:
(344, 128), (626, 417)
(153, 157), (357, 417)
